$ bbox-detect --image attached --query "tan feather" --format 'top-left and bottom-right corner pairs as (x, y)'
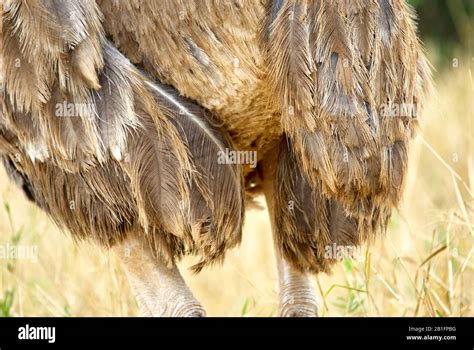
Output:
(121, 98), (191, 238)
(154, 85), (245, 271)
(274, 136), (392, 273)
(2, 24), (50, 113)
(94, 43), (140, 161)
(1, 0), (431, 278)
(267, 0), (315, 133)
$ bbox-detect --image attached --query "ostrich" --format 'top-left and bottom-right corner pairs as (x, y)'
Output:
(0, 0), (430, 316)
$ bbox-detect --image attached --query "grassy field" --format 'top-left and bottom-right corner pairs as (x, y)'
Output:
(0, 53), (472, 317)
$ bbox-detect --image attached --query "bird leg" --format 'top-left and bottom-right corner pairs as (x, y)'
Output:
(114, 234), (206, 317)
(261, 144), (319, 317)
(274, 250), (319, 317)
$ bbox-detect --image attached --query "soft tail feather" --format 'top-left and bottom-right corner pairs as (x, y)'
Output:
(267, 0), (315, 133)
(274, 137), (391, 274)
(4, 0), (105, 98)
(0, 123), (21, 157)
(4, 138), (190, 266)
(3, 78), (245, 270)
(1, 99), (49, 162)
(151, 84), (245, 272)
(3, 1), (245, 270)
(266, 0), (431, 214)
(8, 155), (137, 246)
(93, 42), (141, 161)
(2, 0), (106, 167)
(3, 0), (196, 202)
(2, 23), (51, 113)
(119, 88), (192, 239)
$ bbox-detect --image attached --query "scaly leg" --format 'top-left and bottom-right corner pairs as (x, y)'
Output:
(274, 250), (319, 317)
(114, 233), (206, 317)
(261, 148), (319, 317)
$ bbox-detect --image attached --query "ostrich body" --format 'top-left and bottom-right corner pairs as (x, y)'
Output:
(0, 0), (430, 316)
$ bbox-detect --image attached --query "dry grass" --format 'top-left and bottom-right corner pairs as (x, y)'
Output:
(0, 56), (472, 317)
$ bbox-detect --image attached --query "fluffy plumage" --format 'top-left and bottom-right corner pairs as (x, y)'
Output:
(274, 137), (391, 273)
(1, 0), (244, 268)
(266, 0), (430, 272)
(1, 0), (430, 274)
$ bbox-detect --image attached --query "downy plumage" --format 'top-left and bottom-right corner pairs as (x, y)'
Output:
(1, 0), (430, 295)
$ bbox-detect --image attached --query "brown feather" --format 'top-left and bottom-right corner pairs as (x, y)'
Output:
(274, 136), (391, 273)
(1, 0), (431, 277)
(154, 85), (245, 271)
(267, 0), (315, 133)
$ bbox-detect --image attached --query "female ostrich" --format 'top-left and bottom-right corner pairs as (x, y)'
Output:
(1, 0), (430, 316)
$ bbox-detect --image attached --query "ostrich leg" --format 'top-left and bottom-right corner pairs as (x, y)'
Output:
(273, 250), (319, 317)
(114, 233), (206, 317)
(261, 148), (319, 317)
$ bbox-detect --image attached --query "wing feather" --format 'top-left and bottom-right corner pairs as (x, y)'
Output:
(266, 0), (431, 213)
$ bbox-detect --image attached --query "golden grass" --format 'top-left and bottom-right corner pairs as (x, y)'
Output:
(0, 57), (472, 317)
